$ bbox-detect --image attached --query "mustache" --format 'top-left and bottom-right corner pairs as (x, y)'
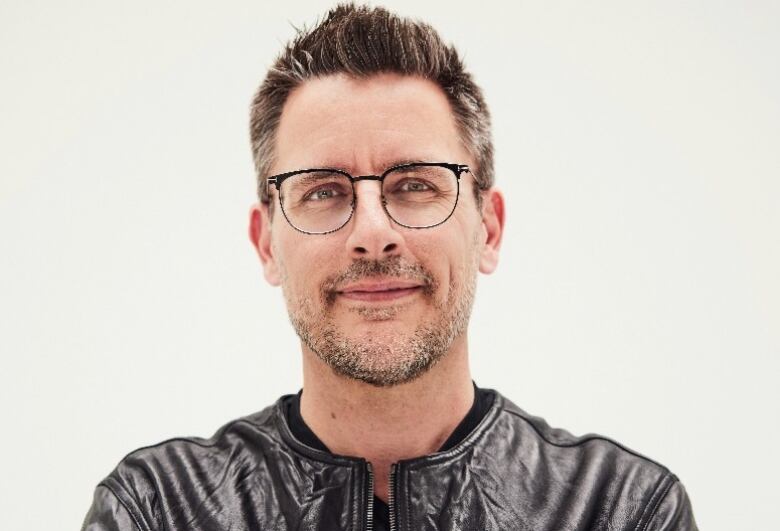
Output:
(322, 256), (436, 303)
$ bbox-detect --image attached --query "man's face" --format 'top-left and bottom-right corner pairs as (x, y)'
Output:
(250, 73), (503, 386)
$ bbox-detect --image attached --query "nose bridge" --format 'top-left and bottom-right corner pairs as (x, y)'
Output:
(351, 177), (387, 221)
(345, 177), (401, 257)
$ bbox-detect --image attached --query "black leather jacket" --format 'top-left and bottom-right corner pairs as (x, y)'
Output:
(82, 391), (697, 530)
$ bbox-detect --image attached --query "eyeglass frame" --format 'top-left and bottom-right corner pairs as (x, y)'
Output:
(266, 162), (471, 235)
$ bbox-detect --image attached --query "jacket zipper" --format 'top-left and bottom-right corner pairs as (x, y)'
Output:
(367, 462), (400, 531)
(366, 462), (374, 531)
(388, 463), (398, 531)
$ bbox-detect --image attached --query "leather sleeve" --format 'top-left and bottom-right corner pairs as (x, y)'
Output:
(645, 479), (699, 531)
(81, 485), (142, 531)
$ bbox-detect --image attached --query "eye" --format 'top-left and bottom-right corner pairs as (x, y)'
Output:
(397, 179), (433, 193)
(302, 184), (347, 202)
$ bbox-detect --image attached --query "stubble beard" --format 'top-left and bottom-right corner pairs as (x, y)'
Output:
(283, 252), (478, 387)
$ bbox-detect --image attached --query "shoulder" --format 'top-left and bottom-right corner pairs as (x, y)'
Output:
(487, 391), (696, 529)
(496, 393), (669, 466)
(496, 392), (671, 472)
(95, 400), (286, 529)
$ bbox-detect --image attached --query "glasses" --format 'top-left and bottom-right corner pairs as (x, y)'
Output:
(267, 162), (470, 235)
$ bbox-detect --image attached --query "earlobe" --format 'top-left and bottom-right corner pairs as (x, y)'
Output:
(248, 203), (281, 286)
(478, 188), (505, 274)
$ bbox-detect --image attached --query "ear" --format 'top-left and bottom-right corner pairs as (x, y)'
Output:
(248, 202), (281, 286)
(478, 188), (505, 274)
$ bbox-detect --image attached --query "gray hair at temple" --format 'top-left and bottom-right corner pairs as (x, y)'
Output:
(249, 3), (494, 208)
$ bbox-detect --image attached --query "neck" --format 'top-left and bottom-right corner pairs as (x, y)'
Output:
(299, 334), (474, 502)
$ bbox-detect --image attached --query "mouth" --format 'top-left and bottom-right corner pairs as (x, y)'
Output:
(335, 280), (423, 302)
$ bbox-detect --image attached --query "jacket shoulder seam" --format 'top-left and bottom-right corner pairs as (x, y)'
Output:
(503, 407), (671, 471)
(117, 417), (276, 461)
(106, 417), (279, 531)
(98, 480), (152, 531)
(635, 474), (677, 531)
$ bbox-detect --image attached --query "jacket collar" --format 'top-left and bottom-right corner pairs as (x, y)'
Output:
(271, 390), (506, 468)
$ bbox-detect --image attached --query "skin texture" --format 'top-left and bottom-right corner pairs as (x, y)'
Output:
(249, 73), (505, 502)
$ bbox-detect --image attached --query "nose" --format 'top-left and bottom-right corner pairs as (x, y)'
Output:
(345, 181), (403, 260)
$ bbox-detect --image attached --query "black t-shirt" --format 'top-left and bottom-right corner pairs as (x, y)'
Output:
(283, 383), (495, 531)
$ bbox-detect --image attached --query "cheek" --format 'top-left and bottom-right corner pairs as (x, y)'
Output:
(443, 227), (482, 291)
(445, 208), (481, 253)
(275, 235), (339, 296)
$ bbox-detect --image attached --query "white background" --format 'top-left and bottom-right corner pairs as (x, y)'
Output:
(1, 1), (778, 529)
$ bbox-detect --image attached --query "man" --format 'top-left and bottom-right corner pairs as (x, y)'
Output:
(82, 4), (697, 530)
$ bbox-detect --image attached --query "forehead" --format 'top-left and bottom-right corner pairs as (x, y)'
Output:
(273, 73), (468, 173)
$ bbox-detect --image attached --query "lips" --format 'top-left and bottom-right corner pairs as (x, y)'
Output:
(336, 279), (423, 302)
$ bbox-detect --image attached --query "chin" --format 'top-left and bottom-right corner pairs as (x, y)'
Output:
(347, 305), (404, 321)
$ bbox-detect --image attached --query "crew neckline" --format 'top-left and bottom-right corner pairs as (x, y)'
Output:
(282, 382), (496, 530)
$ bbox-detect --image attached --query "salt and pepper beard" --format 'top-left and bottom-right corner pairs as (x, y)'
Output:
(282, 251), (479, 387)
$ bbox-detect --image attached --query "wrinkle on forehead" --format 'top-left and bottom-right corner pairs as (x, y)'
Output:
(302, 155), (445, 175)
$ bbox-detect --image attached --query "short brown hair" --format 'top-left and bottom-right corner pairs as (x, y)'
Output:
(249, 3), (494, 205)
